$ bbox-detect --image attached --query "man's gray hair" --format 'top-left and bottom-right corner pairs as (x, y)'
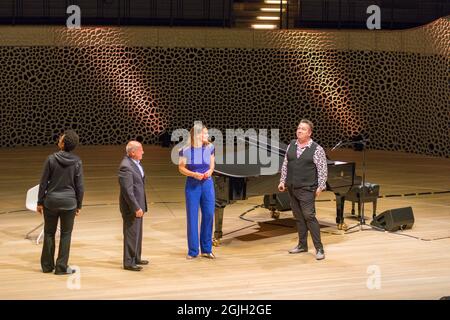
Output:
(126, 141), (141, 155)
(299, 119), (314, 132)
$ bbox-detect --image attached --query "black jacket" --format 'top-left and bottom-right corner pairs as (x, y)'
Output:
(37, 151), (84, 211)
(118, 156), (148, 218)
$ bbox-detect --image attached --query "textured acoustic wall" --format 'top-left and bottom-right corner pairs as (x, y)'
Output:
(0, 19), (448, 156)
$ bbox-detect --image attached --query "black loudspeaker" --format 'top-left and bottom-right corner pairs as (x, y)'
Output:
(371, 207), (414, 231)
(263, 193), (291, 211)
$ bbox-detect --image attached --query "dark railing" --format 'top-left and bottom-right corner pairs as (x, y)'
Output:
(0, 0), (233, 27)
(288, 0), (450, 29)
(243, 0), (448, 30)
(0, 1), (449, 29)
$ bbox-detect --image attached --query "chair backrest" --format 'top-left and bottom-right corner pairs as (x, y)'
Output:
(26, 185), (40, 212)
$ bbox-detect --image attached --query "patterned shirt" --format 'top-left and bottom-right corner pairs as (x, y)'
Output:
(280, 139), (328, 191)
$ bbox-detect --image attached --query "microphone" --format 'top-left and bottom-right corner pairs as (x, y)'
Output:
(331, 140), (343, 151)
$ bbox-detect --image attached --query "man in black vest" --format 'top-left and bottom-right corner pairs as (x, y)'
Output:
(278, 119), (328, 260)
(118, 141), (149, 271)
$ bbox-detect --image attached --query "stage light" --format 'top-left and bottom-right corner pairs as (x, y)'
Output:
(256, 16), (280, 21)
(265, 0), (287, 4)
(260, 8), (282, 12)
(251, 24), (278, 29)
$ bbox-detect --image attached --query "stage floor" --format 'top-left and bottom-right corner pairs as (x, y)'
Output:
(0, 145), (449, 299)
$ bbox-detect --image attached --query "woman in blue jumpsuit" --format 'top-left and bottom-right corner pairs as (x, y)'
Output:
(178, 125), (216, 259)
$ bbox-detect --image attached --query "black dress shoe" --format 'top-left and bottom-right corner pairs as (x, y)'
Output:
(136, 260), (149, 265)
(316, 249), (325, 260)
(55, 267), (76, 275)
(124, 265), (142, 271)
(288, 245), (309, 254)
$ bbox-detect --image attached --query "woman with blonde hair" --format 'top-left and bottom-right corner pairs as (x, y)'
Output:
(178, 123), (216, 259)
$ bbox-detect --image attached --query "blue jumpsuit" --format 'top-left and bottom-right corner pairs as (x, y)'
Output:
(180, 144), (215, 257)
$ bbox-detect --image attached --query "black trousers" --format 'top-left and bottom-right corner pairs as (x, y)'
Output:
(288, 187), (323, 251)
(41, 207), (76, 273)
(122, 215), (143, 267)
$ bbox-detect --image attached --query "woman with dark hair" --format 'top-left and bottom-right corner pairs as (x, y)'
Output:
(178, 123), (216, 259)
(37, 130), (84, 274)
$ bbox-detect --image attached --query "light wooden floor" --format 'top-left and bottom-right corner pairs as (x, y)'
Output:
(0, 145), (449, 300)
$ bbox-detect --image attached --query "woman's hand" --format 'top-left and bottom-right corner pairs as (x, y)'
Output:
(203, 169), (213, 179)
(193, 172), (204, 180)
(37, 205), (43, 215)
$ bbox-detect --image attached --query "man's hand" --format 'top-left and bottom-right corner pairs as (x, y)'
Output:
(135, 208), (144, 218)
(76, 209), (80, 216)
(315, 189), (322, 198)
(37, 205), (43, 215)
(278, 182), (286, 192)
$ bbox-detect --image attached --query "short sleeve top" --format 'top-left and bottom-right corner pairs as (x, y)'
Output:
(179, 144), (215, 174)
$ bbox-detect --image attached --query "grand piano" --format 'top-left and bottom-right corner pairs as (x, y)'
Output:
(212, 136), (355, 243)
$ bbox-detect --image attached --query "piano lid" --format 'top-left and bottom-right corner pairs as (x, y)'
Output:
(214, 136), (287, 178)
(213, 137), (353, 181)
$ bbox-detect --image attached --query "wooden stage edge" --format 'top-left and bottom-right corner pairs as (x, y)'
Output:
(0, 145), (449, 299)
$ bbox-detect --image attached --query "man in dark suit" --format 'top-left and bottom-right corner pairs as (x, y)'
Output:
(118, 141), (149, 271)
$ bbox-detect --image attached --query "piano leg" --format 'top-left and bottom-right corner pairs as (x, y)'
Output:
(372, 200), (377, 219)
(335, 195), (347, 230)
(213, 205), (225, 246)
(357, 200), (361, 218)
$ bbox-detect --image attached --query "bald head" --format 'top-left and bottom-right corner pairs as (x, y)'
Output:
(126, 141), (144, 160)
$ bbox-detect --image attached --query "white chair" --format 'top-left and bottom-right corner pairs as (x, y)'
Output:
(25, 185), (59, 244)
(25, 185), (39, 212)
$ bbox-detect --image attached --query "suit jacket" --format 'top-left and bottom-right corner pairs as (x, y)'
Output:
(118, 156), (148, 218)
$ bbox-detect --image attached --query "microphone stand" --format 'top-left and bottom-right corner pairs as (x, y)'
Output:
(343, 139), (384, 234)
